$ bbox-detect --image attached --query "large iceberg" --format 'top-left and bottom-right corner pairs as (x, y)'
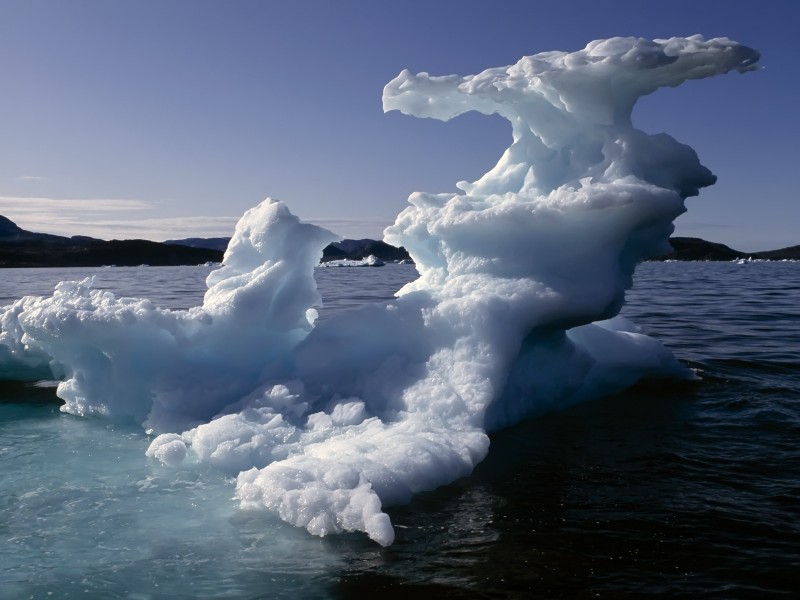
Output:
(0, 36), (758, 545)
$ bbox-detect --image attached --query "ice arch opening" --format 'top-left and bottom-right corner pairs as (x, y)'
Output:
(0, 36), (759, 546)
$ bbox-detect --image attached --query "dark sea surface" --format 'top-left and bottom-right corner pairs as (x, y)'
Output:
(1, 262), (798, 598)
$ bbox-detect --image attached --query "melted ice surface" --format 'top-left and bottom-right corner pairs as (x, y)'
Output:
(0, 36), (758, 545)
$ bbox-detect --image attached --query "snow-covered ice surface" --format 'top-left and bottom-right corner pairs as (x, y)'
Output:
(0, 36), (758, 545)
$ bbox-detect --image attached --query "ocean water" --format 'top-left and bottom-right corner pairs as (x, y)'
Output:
(1, 261), (798, 598)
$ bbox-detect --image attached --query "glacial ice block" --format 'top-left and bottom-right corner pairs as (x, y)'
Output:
(0, 36), (759, 546)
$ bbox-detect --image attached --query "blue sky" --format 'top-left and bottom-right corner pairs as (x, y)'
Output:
(1, 0), (797, 250)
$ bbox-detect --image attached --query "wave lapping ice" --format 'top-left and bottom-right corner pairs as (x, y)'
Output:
(0, 36), (758, 545)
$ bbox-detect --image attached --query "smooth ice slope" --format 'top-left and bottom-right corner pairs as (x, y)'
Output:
(0, 36), (758, 545)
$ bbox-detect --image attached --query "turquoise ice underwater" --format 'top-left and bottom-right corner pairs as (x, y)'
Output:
(0, 32), (762, 575)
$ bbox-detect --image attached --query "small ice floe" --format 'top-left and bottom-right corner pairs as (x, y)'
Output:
(320, 255), (385, 267)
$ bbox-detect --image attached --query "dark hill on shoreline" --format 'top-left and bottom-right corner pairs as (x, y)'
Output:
(648, 237), (749, 261)
(753, 244), (800, 260)
(648, 237), (799, 261)
(1, 216), (797, 267)
(0, 216), (222, 268)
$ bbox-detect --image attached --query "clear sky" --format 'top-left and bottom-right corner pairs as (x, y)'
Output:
(1, 0), (797, 251)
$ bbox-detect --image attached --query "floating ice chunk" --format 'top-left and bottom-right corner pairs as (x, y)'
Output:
(0, 36), (759, 546)
(320, 255), (385, 267)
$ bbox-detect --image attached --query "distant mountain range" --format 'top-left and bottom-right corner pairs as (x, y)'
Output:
(1, 214), (798, 268)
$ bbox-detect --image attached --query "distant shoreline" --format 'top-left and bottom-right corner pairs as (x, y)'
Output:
(648, 237), (800, 262)
(2, 215), (798, 267)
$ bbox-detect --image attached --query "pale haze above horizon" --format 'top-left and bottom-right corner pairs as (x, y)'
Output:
(2, 0), (798, 252)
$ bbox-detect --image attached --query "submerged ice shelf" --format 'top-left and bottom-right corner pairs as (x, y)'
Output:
(0, 36), (758, 545)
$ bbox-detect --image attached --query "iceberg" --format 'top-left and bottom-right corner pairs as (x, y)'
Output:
(0, 36), (758, 545)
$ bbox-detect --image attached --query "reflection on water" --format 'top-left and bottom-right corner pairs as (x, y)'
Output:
(330, 376), (797, 598)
